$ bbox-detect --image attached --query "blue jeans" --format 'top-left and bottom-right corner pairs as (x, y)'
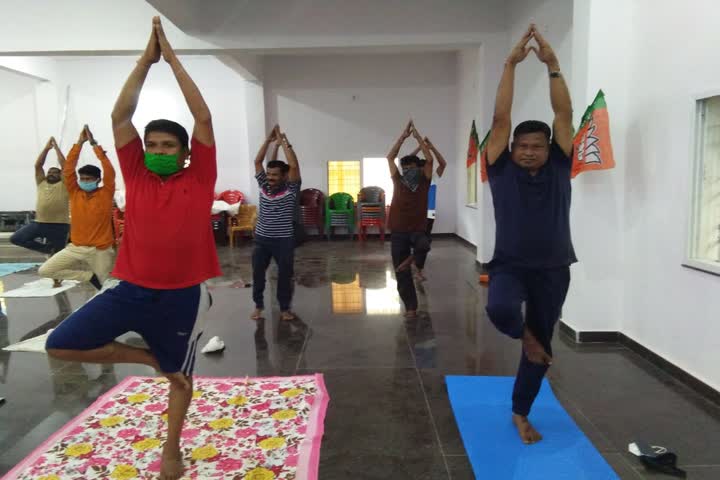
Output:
(252, 235), (295, 311)
(10, 222), (69, 255)
(485, 266), (570, 416)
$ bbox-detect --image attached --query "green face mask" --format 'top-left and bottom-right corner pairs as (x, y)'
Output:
(144, 152), (180, 176)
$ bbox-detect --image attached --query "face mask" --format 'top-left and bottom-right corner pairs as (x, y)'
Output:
(78, 180), (98, 192)
(145, 152), (180, 176)
(401, 166), (421, 192)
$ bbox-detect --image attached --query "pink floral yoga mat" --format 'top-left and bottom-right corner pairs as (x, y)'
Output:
(2, 374), (329, 480)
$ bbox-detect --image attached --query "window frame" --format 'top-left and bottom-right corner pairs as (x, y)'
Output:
(683, 90), (720, 276)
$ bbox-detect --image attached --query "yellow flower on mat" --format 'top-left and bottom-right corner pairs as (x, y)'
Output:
(153, 377), (168, 383)
(191, 444), (219, 461)
(258, 437), (286, 450)
(161, 413), (168, 422)
(272, 409), (297, 421)
(65, 442), (93, 457)
(208, 418), (234, 430)
(244, 467), (276, 480)
(99, 415), (126, 427)
(228, 395), (248, 406)
(110, 464), (139, 479)
(38, 475), (61, 480)
(281, 388), (304, 398)
(192, 390), (202, 399)
(127, 393), (150, 404)
(132, 438), (162, 451)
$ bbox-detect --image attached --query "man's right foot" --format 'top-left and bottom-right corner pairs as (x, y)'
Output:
(251, 308), (264, 320)
(512, 414), (543, 444)
(522, 328), (552, 365)
(89, 274), (102, 290)
(404, 310), (418, 319)
(395, 255), (415, 273)
(52, 279), (62, 288)
(414, 268), (427, 281)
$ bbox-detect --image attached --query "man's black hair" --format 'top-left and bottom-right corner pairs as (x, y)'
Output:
(144, 119), (189, 149)
(78, 165), (101, 179)
(400, 155), (421, 167)
(513, 120), (551, 141)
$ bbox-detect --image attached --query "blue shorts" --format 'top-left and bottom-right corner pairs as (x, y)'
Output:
(46, 280), (211, 375)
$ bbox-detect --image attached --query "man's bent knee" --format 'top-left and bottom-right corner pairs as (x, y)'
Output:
(486, 302), (524, 339)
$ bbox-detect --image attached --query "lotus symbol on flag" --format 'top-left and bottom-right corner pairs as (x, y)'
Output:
(577, 120), (601, 166)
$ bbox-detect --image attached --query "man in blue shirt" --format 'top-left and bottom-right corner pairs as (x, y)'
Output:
(484, 24), (576, 445)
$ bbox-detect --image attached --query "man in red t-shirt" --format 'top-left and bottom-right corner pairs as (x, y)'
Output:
(46, 17), (220, 480)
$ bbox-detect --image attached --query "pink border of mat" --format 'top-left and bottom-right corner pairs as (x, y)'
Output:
(1, 374), (330, 480)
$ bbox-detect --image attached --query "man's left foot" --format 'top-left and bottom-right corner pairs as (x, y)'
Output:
(512, 414), (543, 444)
(395, 255), (415, 273)
(280, 310), (296, 321)
(159, 450), (185, 480)
(415, 268), (427, 281)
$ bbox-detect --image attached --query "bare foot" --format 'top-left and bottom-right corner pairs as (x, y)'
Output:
(159, 451), (185, 480)
(404, 310), (417, 319)
(395, 255), (415, 273)
(251, 308), (264, 320)
(522, 328), (552, 365)
(512, 414), (543, 444)
(53, 279), (62, 288)
(415, 269), (427, 281)
(280, 310), (296, 321)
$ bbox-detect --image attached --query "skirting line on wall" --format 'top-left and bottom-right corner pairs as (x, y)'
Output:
(559, 321), (720, 405)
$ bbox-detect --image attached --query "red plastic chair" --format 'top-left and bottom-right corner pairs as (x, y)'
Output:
(356, 187), (386, 242)
(300, 188), (325, 235)
(112, 207), (125, 247)
(220, 190), (244, 205)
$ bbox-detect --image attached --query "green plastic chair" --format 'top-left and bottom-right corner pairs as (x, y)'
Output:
(325, 192), (354, 239)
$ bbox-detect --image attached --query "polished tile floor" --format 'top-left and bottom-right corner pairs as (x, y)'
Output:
(1, 238), (719, 479)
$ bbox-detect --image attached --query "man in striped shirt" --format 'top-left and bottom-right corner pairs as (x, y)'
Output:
(251, 125), (301, 321)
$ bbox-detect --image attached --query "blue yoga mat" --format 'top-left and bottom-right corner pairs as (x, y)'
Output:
(0, 263), (40, 277)
(447, 376), (619, 480)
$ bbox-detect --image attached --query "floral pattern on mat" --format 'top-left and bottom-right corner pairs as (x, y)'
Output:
(10, 375), (326, 480)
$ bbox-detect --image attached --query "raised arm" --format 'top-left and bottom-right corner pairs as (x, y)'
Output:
(411, 126), (434, 179)
(386, 121), (413, 177)
(425, 137), (447, 177)
(52, 137), (66, 171)
(85, 125), (116, 191)
(34, 138), (54, 184)
(487, 26), (535, 165)
(111, 20), (160, 149)
(155, 17), (214, 146)
(63, 129), (87, 194)
(533, 27), (573, 156)
(269, 126), (281, 162)
(255, 127), (278, 175)
(280, 132), (300, 182)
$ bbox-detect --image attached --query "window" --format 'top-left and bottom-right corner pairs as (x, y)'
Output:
(327, 161), (361, 200)
(362, 157), (394, 205)
(687, 95), (720, 274)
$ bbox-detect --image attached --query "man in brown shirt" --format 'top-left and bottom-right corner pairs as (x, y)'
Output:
(10, 137), (70, 257)
(386, 121), (434, 318)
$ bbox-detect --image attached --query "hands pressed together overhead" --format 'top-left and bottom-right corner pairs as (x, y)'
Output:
(507, 24), (559, 70)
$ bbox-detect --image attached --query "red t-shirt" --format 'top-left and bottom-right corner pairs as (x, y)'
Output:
(112, 136), (221, 289)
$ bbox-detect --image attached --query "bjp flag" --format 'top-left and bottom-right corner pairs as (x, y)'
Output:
(466, 120), (479, 203)
(572, 90), (616, 178)
(479, 130), (491, 183)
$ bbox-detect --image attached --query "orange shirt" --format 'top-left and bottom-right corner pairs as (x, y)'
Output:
(63, 143), (116, 249)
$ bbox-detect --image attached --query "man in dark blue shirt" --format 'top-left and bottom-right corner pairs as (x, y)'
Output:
(484, 24), (576, 445)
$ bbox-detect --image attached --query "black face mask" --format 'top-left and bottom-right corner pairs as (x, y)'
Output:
(401, 166), (421, 192)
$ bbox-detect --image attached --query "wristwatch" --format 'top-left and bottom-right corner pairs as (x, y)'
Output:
(549, 71), (562, 78)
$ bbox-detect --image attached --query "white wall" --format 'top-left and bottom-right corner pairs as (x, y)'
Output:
(0, 69), (45, 210)
(53, 56), (252, 195)
(593, 0), (720, 390)
(263, 52), (458, 233)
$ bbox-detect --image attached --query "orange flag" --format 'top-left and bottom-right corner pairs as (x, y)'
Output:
(572, 90), (616, 178)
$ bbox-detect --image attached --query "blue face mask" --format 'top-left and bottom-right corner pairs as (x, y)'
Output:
(78, 180), (99, 192)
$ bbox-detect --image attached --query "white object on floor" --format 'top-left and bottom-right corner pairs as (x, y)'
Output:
(0, 279), (79, 298)
(201, 336), (225, 354)
(211, 200), (230, 214)
(3, 329), (53, 352)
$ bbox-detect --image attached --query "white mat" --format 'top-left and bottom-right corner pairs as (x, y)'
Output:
(0, 279), (79, 298)
(2, 329), (52, 352)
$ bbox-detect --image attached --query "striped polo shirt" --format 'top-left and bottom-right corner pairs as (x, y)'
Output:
(255, 171), (300, 238)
